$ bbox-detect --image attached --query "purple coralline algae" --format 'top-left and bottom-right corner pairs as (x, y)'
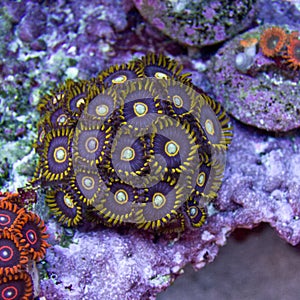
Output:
(207, 25), (300, 132)
(132, 0), (258, 46)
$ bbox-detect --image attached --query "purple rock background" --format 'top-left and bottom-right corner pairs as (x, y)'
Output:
(1, 0), (300, 299)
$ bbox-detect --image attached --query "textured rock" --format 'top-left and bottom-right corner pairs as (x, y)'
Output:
(132, 0), (258, 47)
(257, 0), (300, 27)
(40, 218), (223, 299)
(18, 3), (47, 43)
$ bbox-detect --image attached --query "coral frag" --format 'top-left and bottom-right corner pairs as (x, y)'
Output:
(208, 24), (300, 132)
(32, 53), (233, 232)
(259, 26), (300, 71)
(0, 191), (49, 300)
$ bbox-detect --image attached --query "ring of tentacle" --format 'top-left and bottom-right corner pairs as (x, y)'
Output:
(285, 37), (300, 70)
(71, 168), (107, 206)
(65, 79), (89, 118)
(160, 78), (199, 118)
(84, 84), (122, 124)
(136, 180), (187, 230)
(110, 126), (149, 179)
(0, 230), (28, 276)
(258, 26), (300, 71)
(14, 212), (50, 261)
(190, 153), (226, 200)
(119, 78), (164, 131)
(0, 271), (33, 300)
(93, 180), (139, 226)
(184, 197), (207, 228)
(72, 119), (111, 167)
(45, 188), (82, 227)
(97, 62), (139, 87)
(41, 127), (73, 182)
(136, 53), (192, 84)
(0, 200), (25, 231)
(149, 116), (200, 174)
(33, 52), (233, 232)
(259, 26), (287, 57)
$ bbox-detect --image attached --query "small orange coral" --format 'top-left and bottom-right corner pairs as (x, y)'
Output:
(260, 26), (287, 57)
(239, 37), (258, 48)
(285, 37), (300, 70)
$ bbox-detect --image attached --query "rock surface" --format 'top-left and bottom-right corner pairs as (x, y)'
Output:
(132, 0), (258, 46)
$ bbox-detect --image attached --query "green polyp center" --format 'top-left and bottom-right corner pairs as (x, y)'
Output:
(155, 72), (168, 79)
(173, 95), (183, 108)
(189, 207), (197, 217)
(112, 75), (127, 84)
(57, 114), (67, 125)
(197, 172), (205, 187)
(205, 119), (215, 135)
(96, 104), (109, 116)
(64, 194), (74, 208)
(121, 146), (135, 161)
(85, 137), (98, 153)
(54, 147), (67, 163)
(115, 189), (128, 204)
(165, 140), (179, 156)
(153, 192), (166, 209)
(82, 176), (94, 190)
(134, 102), (148, 117)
